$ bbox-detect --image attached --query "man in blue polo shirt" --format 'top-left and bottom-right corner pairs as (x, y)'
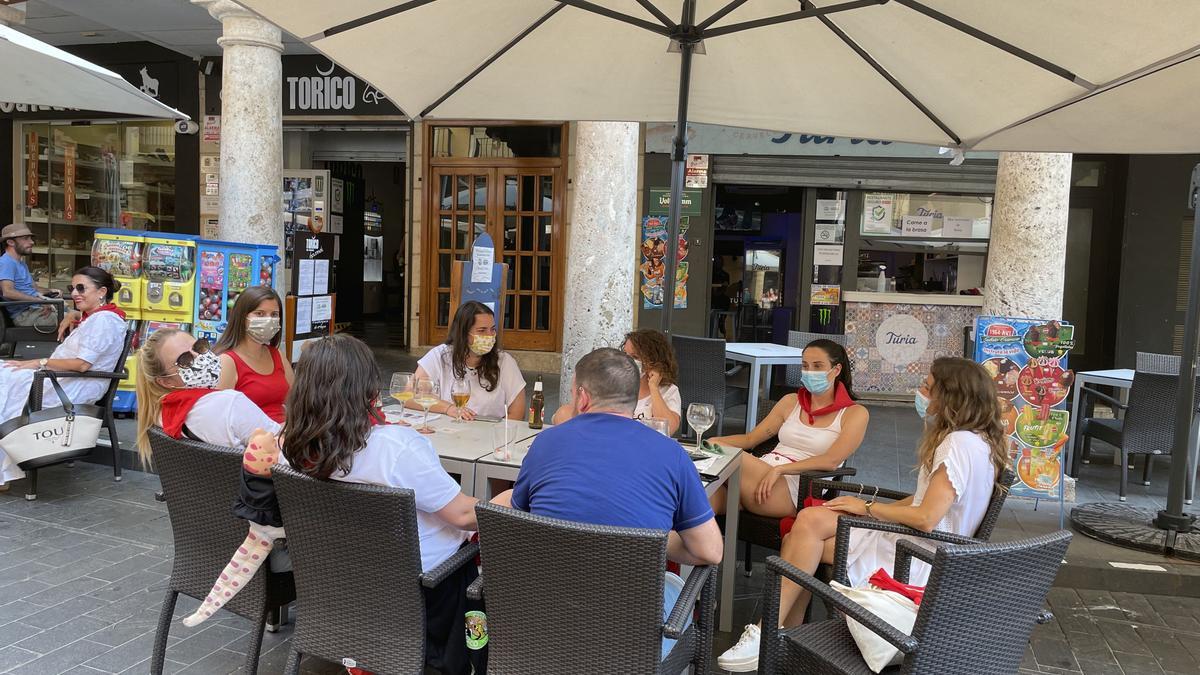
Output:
(0, 223), (60, 330)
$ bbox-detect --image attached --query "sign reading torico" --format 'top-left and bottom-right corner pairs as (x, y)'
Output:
(207, 55), (405, 117)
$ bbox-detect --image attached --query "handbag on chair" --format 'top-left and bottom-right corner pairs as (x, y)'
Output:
(0, 371), (104, 467)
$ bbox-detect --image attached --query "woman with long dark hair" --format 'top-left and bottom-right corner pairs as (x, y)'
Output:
(413, 300), (526, 421)
(718, 357), (1009, 672)
(0, 267), (129, 488)
(213, 285), (292, 423)
(709, 339), (869, 518)
(283, 334), (485, 673)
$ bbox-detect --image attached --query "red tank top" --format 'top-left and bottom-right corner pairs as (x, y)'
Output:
(227, 347), (288, 423)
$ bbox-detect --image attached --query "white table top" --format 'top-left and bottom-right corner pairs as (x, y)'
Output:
(382, 406), (543, 461)
(725, 342), (805, 359)
(1078, 368), (1135, 382)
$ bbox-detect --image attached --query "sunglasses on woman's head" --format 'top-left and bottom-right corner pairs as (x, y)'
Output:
(175, 339), (212, 369)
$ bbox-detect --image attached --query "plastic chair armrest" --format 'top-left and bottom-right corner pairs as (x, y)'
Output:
(765, 556), (919, 654)
(663, 564), (714, 639)
(419, 541), (479, 589)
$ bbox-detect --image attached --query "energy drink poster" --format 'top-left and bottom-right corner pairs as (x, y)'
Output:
(640, 215), (688, 309)
(974, 316), (1075, 498)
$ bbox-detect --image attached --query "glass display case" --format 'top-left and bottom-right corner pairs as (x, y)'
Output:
(20, 120), (176, 291)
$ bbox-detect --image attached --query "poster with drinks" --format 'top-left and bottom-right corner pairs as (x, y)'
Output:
(640, 215), (688, 309)
(974, 316), (1075, 499)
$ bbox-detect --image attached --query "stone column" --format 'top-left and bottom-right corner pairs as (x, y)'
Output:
(559, 121), (640, 405)
(194, 1), (283, 257)
(983, 152), (1073, 319)
(0, 5), (24, 25)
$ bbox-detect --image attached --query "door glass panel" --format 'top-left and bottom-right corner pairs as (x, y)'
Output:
(537, 256), (551, 291)
(520, 216), (534, 252)
(474, 215), (487, 239)
(504, 255), (516, 288)
(438, 254), (451, 287)
(538, 215), (552, 251)
(474, 175), (488, 210)
(440, 175), (453, 209)
(518, 295), (532, 330)
(456, 216), (469, 248)
(536, 296), (550, 331)
(503, 295), (514, 329)
(456, 176), (469, 209)
(540, 175), (553, 211)
(521, 175), (535, 211)
(504, 175), (517, 210)
(519, 257), (533, 291)
(504, 215), (517, 250)
(437, 293), (451, 325)
(439, 216), (452, 248)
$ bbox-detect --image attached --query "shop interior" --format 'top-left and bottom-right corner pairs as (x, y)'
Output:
(711, 184), (804, 342)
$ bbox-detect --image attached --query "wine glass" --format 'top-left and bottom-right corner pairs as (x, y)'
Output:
(414, 377), (440, 435)
(450, 379), (471, 423)
(388, 372), (414, 426)
(640, 417), (670, 436)
(687, 403), (716, 451)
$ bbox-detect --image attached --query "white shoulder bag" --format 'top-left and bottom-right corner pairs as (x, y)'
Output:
(0, 371), (104, 467)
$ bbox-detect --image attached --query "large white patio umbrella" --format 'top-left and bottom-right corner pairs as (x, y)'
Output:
(0, 24), (186, 119)
(236, 0), (1200, 546)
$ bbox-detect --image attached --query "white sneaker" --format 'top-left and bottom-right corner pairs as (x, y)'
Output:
(717, 623), (761, 672)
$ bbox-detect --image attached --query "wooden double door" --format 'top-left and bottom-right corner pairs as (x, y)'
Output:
(425, 166), (564, 351)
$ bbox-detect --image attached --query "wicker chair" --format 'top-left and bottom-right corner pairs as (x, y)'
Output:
(1074, 352), (1196, 501)
(148, 428), (295, 675)
(671, 333), (746, 437)
(758, 530), (1072, 674)
(271, 464), (481, 675)
(469, 502), (716, 674)
(0, 298), (64, 358)
(784, 331), (847, 389)
(18, 327), (135, 500)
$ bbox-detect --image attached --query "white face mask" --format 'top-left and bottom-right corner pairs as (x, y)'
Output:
(246, 316), (280, 344)
(633, 359), (645, 378)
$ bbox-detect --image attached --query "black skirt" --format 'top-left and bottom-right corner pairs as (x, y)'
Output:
(232, 470), (283, 527)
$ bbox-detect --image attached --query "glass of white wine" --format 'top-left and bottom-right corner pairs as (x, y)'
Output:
(450, 379), (470, 423)
(389, 372), (414, 426)
(687, 402), (717, 451)
(414, 377), (440, 435)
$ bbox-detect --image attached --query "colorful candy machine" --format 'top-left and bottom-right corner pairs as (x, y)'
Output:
(194, 239), (280, 343)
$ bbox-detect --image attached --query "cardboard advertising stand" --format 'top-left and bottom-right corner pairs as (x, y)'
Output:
(449, 234), (508, 330)
(285, 230), (337, 362)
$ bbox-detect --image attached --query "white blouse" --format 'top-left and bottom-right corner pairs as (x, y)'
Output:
(633, 384), (682, 422)
(417, 343), (526, 418)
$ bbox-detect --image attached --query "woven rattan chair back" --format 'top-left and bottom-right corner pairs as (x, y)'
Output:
(904, 531), (1072, 674)
(475, 502), (673, 674)
(1123, 352), (1187, 458)
(672, 333), (730, 434)
(272, 465), (428, 674)
(785, 332), (847, 387)
(972, 468), (1016, 540)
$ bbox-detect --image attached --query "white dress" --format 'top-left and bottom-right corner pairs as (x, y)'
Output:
(417, 343), (526, 419)
(843, 430), (996, 587)
(760, 403), (848, 507)
(633, 383), (682, 421)
(0, 311), (127, 483)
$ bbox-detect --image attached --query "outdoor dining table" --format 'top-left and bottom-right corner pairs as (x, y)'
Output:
(472, 431), (745, 633)
(725, 342), (806, 428)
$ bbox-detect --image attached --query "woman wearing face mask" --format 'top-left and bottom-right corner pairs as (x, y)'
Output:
(134, 327), (280, 464)
(708, 339), (869, 518)
(413, 300), (526, 421)
(550, 328), (682, 434)
(0, 266), (128, 489)
(213, 286), (293, 423)
(717, 357), (1008, 672)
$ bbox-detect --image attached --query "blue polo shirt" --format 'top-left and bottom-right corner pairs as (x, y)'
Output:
(511, 412), (714, 533)
(0, 252), (38, 315)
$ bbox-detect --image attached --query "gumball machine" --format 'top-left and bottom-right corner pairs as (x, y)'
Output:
(193, 238), (280, 343)
(141, 233), (198, 324)
(92, 230), (146, 320)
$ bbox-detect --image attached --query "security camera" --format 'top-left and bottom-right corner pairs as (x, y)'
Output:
(175, 119), (200, 135)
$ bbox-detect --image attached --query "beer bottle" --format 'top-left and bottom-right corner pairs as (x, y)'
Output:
(528, 376), (545, 429)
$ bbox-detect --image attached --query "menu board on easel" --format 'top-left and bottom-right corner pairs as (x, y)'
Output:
(286, 230), (337, 362)
(450, 234), (507, 331)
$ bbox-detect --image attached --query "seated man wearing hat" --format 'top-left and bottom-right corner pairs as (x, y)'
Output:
(1, 223), (63, 331)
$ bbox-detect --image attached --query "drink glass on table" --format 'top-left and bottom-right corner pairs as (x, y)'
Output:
(450, 379), (470, 423)
(640, 417), (670, 436)
(414, 377), (439, 435)
(389, 372), (414, 426)
(687, 403), (716, 451)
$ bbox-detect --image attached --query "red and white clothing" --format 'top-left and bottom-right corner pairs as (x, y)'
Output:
(0, 309), (127, 483)
(225, 347), (288, 423)
(759, 404), (849, 507)
(161, 388), (281, 447)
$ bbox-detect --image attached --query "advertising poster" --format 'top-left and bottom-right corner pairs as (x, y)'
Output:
(685, 154), (709, 188)
(640, 215), (688, 309)
(810, 284), (841, 306)
(974, 316), (1076, 499)
(26, 131), (38, 207)
(861, 192), (894, 234)
(63, 143), (76, 221)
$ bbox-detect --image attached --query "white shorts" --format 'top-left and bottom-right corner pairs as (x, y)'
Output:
(760, 451), (801, 508)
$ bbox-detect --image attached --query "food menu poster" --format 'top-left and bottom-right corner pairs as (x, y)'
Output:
(974, 316), (1076, 499)
(640, 215), (688, 310)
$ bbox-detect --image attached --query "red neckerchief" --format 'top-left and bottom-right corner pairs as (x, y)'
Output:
(161, 389), (217, 438)
(76, 303), (127, 327)
(797, 381), (855, 424)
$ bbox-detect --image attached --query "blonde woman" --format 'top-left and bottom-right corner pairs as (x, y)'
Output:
(718, 357), (1008, 672)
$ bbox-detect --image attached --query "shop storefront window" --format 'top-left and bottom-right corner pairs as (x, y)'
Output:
(431, 125), (562, 158)
(20, 120), (176, 290)
(860, 192), (992, 238)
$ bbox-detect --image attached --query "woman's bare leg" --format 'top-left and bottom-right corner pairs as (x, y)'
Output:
(775, 507), (840, 627)
(710, 453), (797, 518)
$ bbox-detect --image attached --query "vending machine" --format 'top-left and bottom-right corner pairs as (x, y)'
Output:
(194, 239), (280, 342)
(91, 229), (146, 320)
(141, 233), (198, 324)
(112, 319), (191, 415)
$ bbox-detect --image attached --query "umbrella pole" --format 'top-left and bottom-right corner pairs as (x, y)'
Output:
(660, 4), (697, 336)
(1153, 166), (1200, 541)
